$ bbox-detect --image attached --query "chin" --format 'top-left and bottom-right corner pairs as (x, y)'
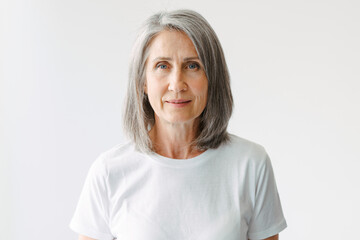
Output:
(166, 116), (200, 125)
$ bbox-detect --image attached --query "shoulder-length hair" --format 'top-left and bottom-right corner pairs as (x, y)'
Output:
(123, 9), (233, 153)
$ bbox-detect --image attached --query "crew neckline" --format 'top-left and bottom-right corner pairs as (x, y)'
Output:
(147, 148), (215, 168)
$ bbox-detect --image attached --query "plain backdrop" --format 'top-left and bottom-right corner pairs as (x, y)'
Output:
(1, 0), (360, 239)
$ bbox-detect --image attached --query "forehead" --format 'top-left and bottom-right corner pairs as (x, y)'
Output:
(147, 30), (198, 59)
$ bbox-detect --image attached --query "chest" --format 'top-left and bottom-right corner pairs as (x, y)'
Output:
(108, 162), (254, 240)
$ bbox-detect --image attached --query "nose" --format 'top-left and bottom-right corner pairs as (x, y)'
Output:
(168, 68), (187, 93)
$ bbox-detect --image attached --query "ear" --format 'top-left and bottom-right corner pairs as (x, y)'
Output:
(144, 82), (147, 94)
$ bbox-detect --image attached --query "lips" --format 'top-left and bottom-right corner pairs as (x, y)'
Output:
(166, 99), (191, 104)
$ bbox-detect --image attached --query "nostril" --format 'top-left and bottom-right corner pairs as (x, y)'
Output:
(168, 83), (187, 92)
(168, 77), (187, 92)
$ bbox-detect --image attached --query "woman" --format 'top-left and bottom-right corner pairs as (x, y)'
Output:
(70, 9), (287, 240)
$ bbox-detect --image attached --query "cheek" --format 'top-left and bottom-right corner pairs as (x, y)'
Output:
(192, 80), (208, 99)
(190, 81), (208, 112)
(145, 77), (167, 107)
(147, 81), (162, 97)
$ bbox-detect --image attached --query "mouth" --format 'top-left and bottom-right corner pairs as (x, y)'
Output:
(165, 99), (192, 107)
(166, 99), (192, 104)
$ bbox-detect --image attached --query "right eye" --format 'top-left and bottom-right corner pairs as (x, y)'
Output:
(156, 63), (168, 69)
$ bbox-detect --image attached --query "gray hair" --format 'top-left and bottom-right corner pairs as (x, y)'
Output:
(123, 9), (233, 153)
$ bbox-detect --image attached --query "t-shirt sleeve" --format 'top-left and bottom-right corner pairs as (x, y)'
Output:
(248, 151), (287, 240)
(69, 155), (115, 240)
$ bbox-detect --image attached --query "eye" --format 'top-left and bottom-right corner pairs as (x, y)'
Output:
(156, 63), (168, 69)
(187, 62), (200, 70)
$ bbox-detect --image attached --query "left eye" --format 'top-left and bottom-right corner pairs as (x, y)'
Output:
(188, 63), (199, 69)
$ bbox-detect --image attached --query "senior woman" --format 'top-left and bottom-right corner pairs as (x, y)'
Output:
(70, 9), (287, 240)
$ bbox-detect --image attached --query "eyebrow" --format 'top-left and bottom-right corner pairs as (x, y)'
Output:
(151, 56), (200, 62)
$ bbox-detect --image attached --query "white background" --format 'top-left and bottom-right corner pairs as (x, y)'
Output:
(1, 0), (359, 239)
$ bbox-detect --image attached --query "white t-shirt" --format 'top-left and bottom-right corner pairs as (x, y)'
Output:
(69, 134), (287, 240)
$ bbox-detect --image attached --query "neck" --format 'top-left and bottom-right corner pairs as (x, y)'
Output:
(149, 117), (204, 159)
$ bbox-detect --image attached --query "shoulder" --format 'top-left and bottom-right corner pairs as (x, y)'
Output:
(98, 140), (137, 162)
(225, 134), (268, 160)
(92, 140), (147, 177)
(216, 133), (272, 173)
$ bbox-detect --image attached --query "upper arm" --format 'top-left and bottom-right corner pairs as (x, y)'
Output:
(79, 235), (97, 240)
(247, 151), (287, 239)
(263, 234), (279, 240)
(70, 157), (114, 239)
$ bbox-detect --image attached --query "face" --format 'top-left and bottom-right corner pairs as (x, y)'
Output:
(144, 30), (208, 125)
